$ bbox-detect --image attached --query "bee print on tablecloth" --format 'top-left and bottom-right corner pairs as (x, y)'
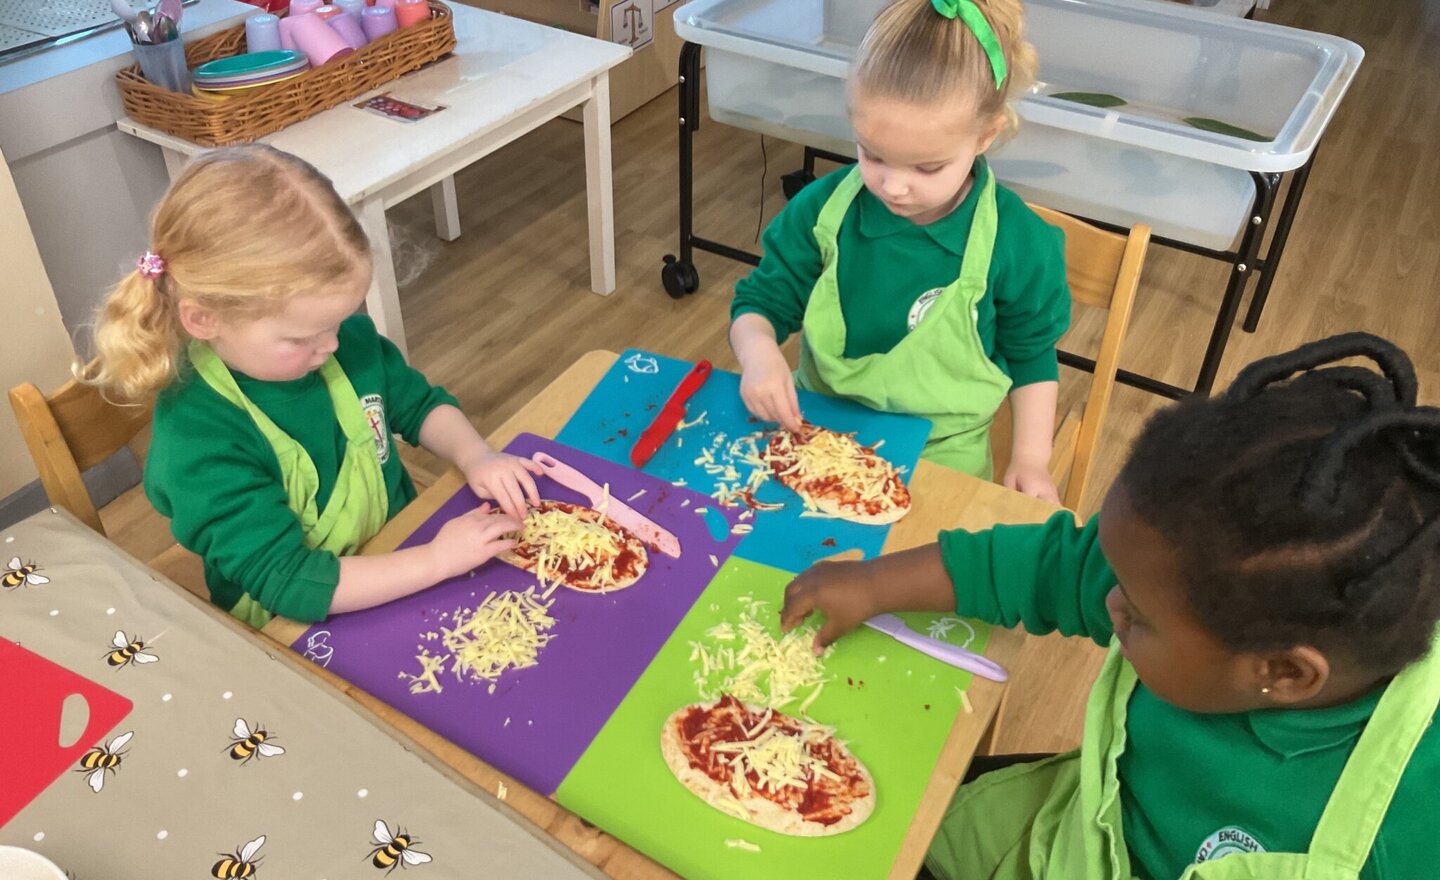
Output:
(369, 820), (433, 873)
(212, 834), (265, 878)
(3, 556), (49, 589)
(77, 730), (132, 792)
(227, 719), (285, 765)
(104, 630), (159, 669)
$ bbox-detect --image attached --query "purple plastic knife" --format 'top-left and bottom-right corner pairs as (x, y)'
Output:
(864, 613), (1008, 682)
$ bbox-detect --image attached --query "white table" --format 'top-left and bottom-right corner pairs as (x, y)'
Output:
(119, 5), (630, 358)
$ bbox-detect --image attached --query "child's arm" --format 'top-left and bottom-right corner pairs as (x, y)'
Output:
(730, 174), (830, 431)
(732, 314), (803, 431)
(780, 511), (1116, 651)
(1004, 381), (1060, 503)
(330, 503), (519, 614)
(417, 404), (541, 521)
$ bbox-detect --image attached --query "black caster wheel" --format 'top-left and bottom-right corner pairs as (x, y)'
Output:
(781, 169), (816, 200)
(661, 255), (700, 299)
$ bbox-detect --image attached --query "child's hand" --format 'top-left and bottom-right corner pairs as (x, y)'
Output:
(463, 452), (543, 521)
(780, 559), (883, 653)
(740, 347), (803, 432)
(1003, 457), (1061, 505)
(426, 503), (523, 581)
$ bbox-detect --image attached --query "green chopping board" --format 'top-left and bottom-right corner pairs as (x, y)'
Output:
(555, 556), (993, 878)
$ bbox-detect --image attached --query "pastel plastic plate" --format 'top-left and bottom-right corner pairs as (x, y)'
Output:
(194, 66), (308, 88)
(192, 49), (306, 79)
(194, 70), (306, 95)
(193, 60), (308, 85)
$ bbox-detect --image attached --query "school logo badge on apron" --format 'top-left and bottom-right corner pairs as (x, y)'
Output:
(1195, 825), (1267, 863)
(907, 288), (945, 332)
(361, 394), (391, 464)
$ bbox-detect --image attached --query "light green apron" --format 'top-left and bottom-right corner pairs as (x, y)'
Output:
(189, 342), (390, 628)
(926, 632), (1440, 880)
(795, 164), (1012, 478)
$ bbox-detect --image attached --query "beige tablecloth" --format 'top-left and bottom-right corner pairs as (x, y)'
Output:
(0, 507), (600, 879)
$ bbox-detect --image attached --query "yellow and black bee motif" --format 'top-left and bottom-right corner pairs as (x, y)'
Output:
(3, 556), (49, 589)
(227, 719), (286, 765)
(212, 834), (265, 878)
(77, 730), (133, 793)
(104, 630), (159, 669)
(368, 820), (433, 873)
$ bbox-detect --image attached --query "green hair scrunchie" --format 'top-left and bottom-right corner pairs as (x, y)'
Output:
(930, 0), (1008, 89)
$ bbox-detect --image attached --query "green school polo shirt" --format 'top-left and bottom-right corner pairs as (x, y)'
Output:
(146, 314), (459, 623)
(938, 512), (1438, 878)
(731, 160), (1070, 388)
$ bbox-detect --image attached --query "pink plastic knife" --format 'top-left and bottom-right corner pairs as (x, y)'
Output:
(531, 451), (682, 558)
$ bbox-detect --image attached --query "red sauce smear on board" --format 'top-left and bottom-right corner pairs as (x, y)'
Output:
(674, 696), (870, 826)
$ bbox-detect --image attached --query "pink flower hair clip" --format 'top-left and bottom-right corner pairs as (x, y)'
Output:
(137, 251), (166, 280)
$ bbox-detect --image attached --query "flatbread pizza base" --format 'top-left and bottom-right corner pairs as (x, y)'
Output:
(660, 702), (875, 837)
(768, 427), (912, 526)
(500, 501), (649, 593)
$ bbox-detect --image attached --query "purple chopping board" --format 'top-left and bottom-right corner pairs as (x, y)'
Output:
(296, 434), (746, 795)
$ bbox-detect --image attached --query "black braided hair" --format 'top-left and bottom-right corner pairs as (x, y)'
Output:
(1118, 333), (1440, 674)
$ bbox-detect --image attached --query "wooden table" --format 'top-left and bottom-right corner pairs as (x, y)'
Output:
(264, 350), (1059, 879)
(117, 5), (630, 359)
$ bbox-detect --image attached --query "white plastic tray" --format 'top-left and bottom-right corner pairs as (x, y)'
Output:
(675, 0), (1362, 173)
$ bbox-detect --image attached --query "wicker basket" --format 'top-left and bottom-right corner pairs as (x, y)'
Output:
(116, 1), (456, 146)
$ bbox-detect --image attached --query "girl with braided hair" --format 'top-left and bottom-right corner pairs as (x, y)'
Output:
(781, 332), (1440, 879)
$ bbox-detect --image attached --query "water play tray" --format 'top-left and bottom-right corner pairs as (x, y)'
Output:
(674, 0), (1362, 172)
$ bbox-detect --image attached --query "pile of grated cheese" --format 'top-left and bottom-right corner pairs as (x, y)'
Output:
(517, 503), (628, 595)
(764, 428), (901, 513)
(713, 722), (842, 796)
(689, 597), (831, 715)
(402, 587), (557, 694)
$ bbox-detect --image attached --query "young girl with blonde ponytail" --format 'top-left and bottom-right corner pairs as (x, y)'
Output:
(731, 0), (1071, 500)
(82, 145), (538, 627)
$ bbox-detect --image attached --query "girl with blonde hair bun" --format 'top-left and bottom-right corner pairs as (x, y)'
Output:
(82, 144), (539, 627)
(730, 0), (1070, 501)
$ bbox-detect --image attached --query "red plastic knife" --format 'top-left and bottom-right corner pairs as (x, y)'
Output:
(629, 360), (712, 468)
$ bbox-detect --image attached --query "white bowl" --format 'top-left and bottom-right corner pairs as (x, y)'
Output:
(0, 846), (67, 880)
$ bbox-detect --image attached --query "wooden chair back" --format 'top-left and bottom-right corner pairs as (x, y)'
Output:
(9, 378), (153, 535)
(993, 208), (1150, 510)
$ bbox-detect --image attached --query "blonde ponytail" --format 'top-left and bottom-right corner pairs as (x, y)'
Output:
(78, 270), (186, 402)
(853, 0), (1037, 136)
(79, 144), (371, 402)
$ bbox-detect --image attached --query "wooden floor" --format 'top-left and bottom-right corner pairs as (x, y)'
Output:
(101, 0), (1439, 756)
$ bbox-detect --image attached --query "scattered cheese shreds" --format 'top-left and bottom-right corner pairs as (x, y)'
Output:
(763, 427), (904, 514)
(497, 781), (508, 800)
(404, 588), (557, 694)
(709, 554), (720, 567)
(724, 839), (761, 853)
(958, 687), (974, 714)
(627, 489), (646, 502)
(516, 506), (629, 593)
(690, 596), (830, 713)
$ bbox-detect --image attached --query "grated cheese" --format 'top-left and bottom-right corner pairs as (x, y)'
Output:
(712, 722), (841, 797)
(496, 781), (508, 801)
(691, 597), (830, 713)
(403, 588), (557, 694)
(724, 838), (761, 853)
(514, 504), (633, 593)
(763, 427), (905, 513)
(958, 688), (973, 714)
(627, 489), (646, 502)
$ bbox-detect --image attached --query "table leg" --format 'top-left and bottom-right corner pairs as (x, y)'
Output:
(430, 176), (461, 243)
(582, 70), (617, 296)
(357, 198), (408, 359)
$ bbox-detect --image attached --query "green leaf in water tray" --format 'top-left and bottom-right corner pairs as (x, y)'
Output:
(1183, 117), (1270, 141)
(1050, 91), (1128, 109)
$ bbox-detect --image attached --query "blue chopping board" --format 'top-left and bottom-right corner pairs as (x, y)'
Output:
(555, 350), (932, 574)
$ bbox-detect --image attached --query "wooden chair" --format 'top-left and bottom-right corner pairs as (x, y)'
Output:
(990, 211), (1151, 512)
(9, 378), (208, 599)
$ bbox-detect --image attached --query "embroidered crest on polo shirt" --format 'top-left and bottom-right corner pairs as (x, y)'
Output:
(361, 394), (391, 464)
(1195, 825), (1267, 863)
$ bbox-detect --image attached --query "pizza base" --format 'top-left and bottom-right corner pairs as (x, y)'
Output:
(500, 501), (648, 593)
(660, 702), (875, 837)
(767, 426), (912, 526)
